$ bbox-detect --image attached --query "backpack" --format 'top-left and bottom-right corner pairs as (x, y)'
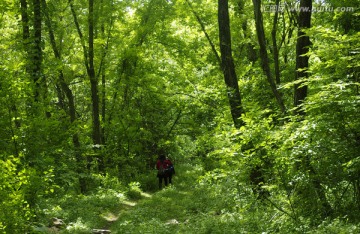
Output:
(157, 159), (175, 176)
(167, 164), (175, 175)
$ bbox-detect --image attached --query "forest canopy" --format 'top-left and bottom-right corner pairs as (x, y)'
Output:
(0, 0), (359, 233)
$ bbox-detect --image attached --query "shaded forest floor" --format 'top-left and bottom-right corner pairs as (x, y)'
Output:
(107, 164), (215, 234)
(37, 163), (224, 234)
(35, 163), (360, 234)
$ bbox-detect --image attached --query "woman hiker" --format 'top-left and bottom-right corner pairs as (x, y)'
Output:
(156, 154), (175, 189)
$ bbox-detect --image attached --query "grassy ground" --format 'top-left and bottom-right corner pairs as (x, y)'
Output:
(108, 163), (205, 233)
(35, 163), (360, 234)
(109, 163), (258, 234)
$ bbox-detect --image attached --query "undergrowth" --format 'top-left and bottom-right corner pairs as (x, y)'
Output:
(33, 163), (360, 234)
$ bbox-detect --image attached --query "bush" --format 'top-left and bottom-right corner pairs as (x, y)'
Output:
(126, 182), (143, 200)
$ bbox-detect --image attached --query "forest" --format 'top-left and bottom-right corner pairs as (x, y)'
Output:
(0, 0), (359, 233)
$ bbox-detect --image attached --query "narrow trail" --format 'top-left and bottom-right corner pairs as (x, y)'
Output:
(89, 163), (262, 234)
(104, 164), (206, 234)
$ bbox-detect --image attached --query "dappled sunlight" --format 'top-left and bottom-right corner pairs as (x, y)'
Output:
(101, 212), (119, 222)
(120, 200), (137, 207)
(140, 191), (152, 198)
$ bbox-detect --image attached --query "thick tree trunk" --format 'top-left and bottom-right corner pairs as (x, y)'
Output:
(252, 0), (286, 113)
(294, 0), (312, 115)
(218, 0), (244, 129)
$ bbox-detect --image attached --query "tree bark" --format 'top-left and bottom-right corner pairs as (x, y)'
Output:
(88, 0), (100, 132)
(88, 0), (103, 171)
(218, 0), (244, 129)
(18, 0), (30, 128)
(294, 0), (312, 115)
(252, 0), (286, 113)
(32, 0), (42, 102)
(70, 0), (103, 171)
(271, 0), (281, 85)
(20, 0), (30, 42)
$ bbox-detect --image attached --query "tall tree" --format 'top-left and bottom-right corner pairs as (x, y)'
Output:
(88, 0), (102, 151)
(42, 0), (87, 193)
(32, 0), (42, 102)
(271, 0), (281, 85)
(294, 0), (312, 115)
(252, 0), (286, 113)
(70, 0), (103, 171)
(20, 0), (30, 43)
(294, 0), (333, 216)
(20, 0), (43, 101)
(218, 0), (244, 128)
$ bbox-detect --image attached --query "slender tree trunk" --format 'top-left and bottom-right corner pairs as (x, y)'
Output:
(294, 0), (312, 115)
(32, 0), (42, 102)
(21, 0), (43, 102)
(18, 0), (31, 129)
(272, 0), (281, 85)
(100, 16), (106, 146)
(20, 0), (30, 42)
(238, 2), (258, 64)
(252, 0), (286, 113)
(88, 0), (103, 171)
(101, 65), (106, 145)
(188, 0), (245, 127)
(70, 0), (103, 172)
(186, 0), (221, 65)
(61, 70), (87, 193)
(98, 16), (112, 146)
(43, 0), (87, 193)
(218, 0), (244, 129)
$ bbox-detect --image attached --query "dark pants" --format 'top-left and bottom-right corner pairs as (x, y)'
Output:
(158, 173), (172, 189)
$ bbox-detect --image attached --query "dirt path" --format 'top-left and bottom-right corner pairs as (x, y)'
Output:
(106, 164), (201, 233)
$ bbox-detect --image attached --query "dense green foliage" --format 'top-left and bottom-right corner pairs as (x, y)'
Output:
(0, 0), (359, 233)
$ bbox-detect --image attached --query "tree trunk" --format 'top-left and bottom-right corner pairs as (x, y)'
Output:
(294, 0), (312, 115)
(32, 0), (42, 102)
(271, 0), (281, 85)
(252, 0), (286, 113)
(18, 0), (30, 128)
(43, 0), (87, 193)
(88, 0), (103, 171)
(218, 0), (244, 129)
(186, 0), (221, 65)
(70, 0), (103, 172)
(20, 0), (30, 42)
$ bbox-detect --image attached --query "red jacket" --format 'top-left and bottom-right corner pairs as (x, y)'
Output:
(156, 159), (172, 170)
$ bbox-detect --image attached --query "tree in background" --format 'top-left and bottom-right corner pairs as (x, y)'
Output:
(218, 0), (244, 128)
(294, 0), (312, 115)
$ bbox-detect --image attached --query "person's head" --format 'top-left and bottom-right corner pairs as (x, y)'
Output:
(159, 154), (166, 161)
